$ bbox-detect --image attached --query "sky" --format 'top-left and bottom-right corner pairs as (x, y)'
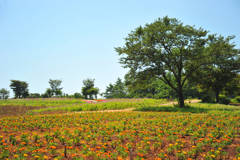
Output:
(0, 0), (240, 98)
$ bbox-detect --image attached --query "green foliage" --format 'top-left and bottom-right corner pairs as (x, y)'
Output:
(115, 16), (218, 108)
(219, 95), (230, 104)
(48, 79), (63, 97)
(134, 102), (240, 114)
(81, 78), (99, 99)
(189, 35), (240, 103)
(28, 93), (41, 98)
(10, 80), (29, 98)
(45, 88), (53, 98)
(223, 74), (240, 98)
(105, 78), (126, 98)
(74, 92), (84, 99)
(29, 99), (169, 113)
(232, 96), (240, 103)
(0, 88), (10, 99)
(201, 93), (214, 103)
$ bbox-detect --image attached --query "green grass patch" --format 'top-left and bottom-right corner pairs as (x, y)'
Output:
(134, 102), (240, 114)
(29, 98), (169, 114)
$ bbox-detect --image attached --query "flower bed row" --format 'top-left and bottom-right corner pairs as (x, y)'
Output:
(0, 112), (240, 159)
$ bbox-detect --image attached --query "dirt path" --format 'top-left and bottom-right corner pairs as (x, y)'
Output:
(68, 99), (201, 114)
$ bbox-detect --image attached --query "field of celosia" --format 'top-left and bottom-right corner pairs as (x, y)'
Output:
(1, 110), (240, 160)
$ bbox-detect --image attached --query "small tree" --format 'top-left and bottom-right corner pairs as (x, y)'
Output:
(10, 80), (29, 98)
(0, 88), (10, 99)
(45, 88), (53, 98)
(49, 79), (63, 97)
(74, 92), (84, 99)
(81, 78), (99, 99)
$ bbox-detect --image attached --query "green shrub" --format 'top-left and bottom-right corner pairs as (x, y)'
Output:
(234, 96), (240, 103)
(219, 95), (230, 104)
(201, 94), (214, 103)
(146, 94), (153, 98)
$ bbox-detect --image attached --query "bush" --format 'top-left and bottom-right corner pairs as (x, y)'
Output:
(219, 95), (230, 104)
(146, 93), (153, 98)
(202, 94), (214, 103)
(234, 96), (240, 103)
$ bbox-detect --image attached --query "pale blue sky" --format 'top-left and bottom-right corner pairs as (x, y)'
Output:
(0, 0), (239, 98)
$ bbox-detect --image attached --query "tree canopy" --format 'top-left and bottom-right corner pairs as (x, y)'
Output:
(115, 16), (225, 107)
(81, 78), (99, 99)
(0, 88), (10, 99)
(48, 79), (63, 97)
(10, 80), (29, 98)
(189, 35), (240, 103)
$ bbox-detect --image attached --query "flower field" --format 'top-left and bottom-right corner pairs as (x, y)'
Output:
(0, 98), (173, 118)
(0, 98), (87, 107)
(1, 110), (240, 159)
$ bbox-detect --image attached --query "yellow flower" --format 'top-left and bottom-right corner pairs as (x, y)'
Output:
(211, 155), (215, 158)
(35, 156), (40, 158)
(24, 154), (28, 157)
(218, 147), (222, 150)
(14, 155), (18, 158)
(44, 156), (48, 159)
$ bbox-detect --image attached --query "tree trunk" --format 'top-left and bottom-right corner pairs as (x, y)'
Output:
(178, 86), (185, 108)
(215, 89), (220, 103)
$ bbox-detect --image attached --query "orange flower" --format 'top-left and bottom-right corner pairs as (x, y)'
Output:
(72, 154), (77, 157)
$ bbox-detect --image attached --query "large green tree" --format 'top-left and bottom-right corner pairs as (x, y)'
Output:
(190, 35), (240, 103)
(10, 80), (29, 98)
(0, 88), (10, 99)
(115, 16), (219, 107)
